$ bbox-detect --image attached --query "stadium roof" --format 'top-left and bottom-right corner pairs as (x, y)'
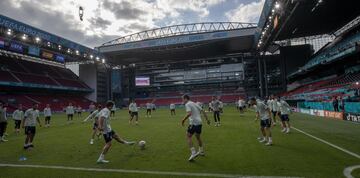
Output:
(256, 0), (360, 50)
(97, 22), (257, 65)
(0, 14), (99, 60)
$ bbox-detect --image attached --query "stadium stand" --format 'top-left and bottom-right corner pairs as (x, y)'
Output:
(0, 55), (90, 89)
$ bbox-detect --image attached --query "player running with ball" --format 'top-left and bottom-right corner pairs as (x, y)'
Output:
(97, 101), (135, 163)
(181, 95), (210, 162)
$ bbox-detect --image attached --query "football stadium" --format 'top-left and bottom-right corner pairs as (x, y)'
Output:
(0, 0), (359, 178)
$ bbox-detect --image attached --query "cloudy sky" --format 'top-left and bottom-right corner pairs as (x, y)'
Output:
(0, 0), (264, 48)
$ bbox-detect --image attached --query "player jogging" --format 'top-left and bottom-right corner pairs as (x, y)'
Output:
(129, 100), (139, 125)
(43, 104), (52, 127)
(181, 95), (210, 161)
(83, 105), (102, 145)
(97, 101), (135, 163)
(13, 104), (24, 134)
(250, 98), (273, 146)
(278, 99), (292, 133)
(145, 102), (152, 118)
(23, 103), (42, 149)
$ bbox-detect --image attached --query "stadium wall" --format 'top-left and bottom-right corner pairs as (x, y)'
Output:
(79, 64), (97, 102)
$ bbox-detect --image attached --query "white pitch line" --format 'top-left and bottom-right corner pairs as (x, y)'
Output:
(0, 163), (301, 178)
(292, 127), (360, 159)
(344, 165), (360, 178)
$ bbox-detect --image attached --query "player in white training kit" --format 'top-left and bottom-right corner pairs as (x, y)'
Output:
(211, 96), (221, 126)
(97, 101), (135, 163)
(278, 99), (292, 133)
(129, 100), (139, 125)
(170, 103), (176, 116)
(66, 103), (75, 123)
(181, 95), (210, 162)
(12, 104), (24, 134)
(250, 98), (273, 146)
(145, 102), (152, 118)
(43, 104), (52, 127)
(238, 97), (245, 113)
(83, 104), (103, 145)
(23, 103), (42, 150)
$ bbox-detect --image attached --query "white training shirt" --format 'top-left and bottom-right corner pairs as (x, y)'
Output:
(238, 100), (244, 107)
(278, 100), (291, 115)
(146, 103), (152, 109)
(24, 108), (39, 126)
(66, 106), (75, 115)
(99, 108), (111, 133)
(256, 101), (270, 121)
(267, 100), (273, 111)
(43, 107), (52, 117)
(271, 99), (279, 111)
(211, 100), (221, 111)
(129, 103), (138, 112)
(185, 101), (203, 126)
(12, 109), (24, 121)
(170, 104), (175, 109)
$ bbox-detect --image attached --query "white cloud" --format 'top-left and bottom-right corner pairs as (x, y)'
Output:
(226, 0), (265, 23)
(0, 0), (227, 47)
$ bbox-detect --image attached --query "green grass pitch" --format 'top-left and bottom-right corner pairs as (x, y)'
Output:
(0, 106), (359, 178)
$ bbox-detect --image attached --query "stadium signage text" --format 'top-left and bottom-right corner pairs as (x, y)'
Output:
(0, 15), (92, 53)
(299, 108), (344, 120)
(344, 113), (360, 123)
(10, 42), (23, 52)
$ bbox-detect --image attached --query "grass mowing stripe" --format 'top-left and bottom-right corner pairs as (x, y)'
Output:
(0, 163), (302, 178)
(343, 165), (360, 178)
(292, 127), (360, 159)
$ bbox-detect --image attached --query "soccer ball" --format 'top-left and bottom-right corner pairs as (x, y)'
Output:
(138, 140), (146, 150)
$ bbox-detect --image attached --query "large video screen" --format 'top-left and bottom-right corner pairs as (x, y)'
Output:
(135, 76), (150, 86)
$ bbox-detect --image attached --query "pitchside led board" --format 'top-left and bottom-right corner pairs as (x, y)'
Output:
(135, 76), (150, 86)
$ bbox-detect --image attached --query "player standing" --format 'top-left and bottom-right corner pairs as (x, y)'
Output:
(250, 98), (272, 146)
(271, 96), (279, 126)
(278, 99), (292, 133)
(13, 104), (24, 134)
(238, 97), (245, 113)
(181, 95), (210, 161)
(66, 103), (75, 123)
(211, 96), (221, 126)
(170, 103), (176, 116)
(77, 105), (82, 117)
(145, 102), (152, 118)
(43, 104), (52, 127)
(97, 101), (135, 163)
(0, 102), (8, 142)
(110, 104), (116, 117)
(129, 99), (139, 125)
(23, 103), (42, 149)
